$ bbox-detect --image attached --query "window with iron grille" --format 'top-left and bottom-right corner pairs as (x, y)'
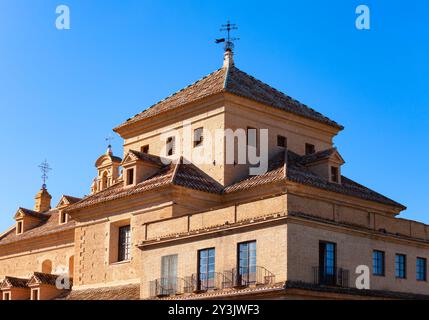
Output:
(373, 250), (385, 276)
(395, 254), (406, 279)
(417, 257), (427, 281)
(118, 225), (131, 262)
(198, 248), (215, 290)
(238, 241), (256, 285)
(194, 127), (204, 147)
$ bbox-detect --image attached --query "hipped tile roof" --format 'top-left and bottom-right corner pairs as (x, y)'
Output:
(2, 276), (29, 288)
(17, 208), (50, 221)
(114, 65), (343, 131)
(61, 284), (140, 300)
(66, 148), (404, 213)
(0, 209), (75, 245)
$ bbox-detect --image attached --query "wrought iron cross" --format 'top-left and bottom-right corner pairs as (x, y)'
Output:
(105, 135), (114, 148)
(38, 160), (52, 189)
(216, 20), (240, 52)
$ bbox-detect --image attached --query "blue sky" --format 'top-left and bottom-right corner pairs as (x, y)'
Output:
(0, 0), (428, 230)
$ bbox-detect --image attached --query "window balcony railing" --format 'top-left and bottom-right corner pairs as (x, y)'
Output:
(312, 266), (350, 288)
(149, 267), (276, 298)
(149, 277), (193, 297)
(184, 272), (230, 293)
(225, 266), (276, 288)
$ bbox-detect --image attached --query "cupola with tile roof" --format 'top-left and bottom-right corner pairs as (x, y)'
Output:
(93, 145), (122, 193)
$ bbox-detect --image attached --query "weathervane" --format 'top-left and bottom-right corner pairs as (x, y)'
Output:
(216, 20), (239, 52)
(105, 135), (114, 148)
(38, 160), (52, 189)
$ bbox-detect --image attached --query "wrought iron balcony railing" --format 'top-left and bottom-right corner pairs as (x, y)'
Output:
(312, 266), (350, 288)
(226, 266), (276, 288)
(149, 277), (193, 297)
(184, 272), (230, 293)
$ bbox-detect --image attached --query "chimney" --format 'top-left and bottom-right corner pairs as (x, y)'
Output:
(223, 49), (234, 68)
(34, 186), (52, 213)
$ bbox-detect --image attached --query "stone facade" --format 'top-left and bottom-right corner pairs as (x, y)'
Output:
(0, 49), (427, 300)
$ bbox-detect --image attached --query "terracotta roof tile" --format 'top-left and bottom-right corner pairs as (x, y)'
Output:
(18, 208), (50, 221)
(62, 196), (82, 205)
(61, 284), (140, 300)
(114, 66), (342, 131)
(2, 276), (29, 288)
(0, 210), (75, 246)
(31, 272), (60, 286)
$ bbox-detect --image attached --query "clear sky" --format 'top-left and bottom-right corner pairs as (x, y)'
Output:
(0, 0), (428, 231)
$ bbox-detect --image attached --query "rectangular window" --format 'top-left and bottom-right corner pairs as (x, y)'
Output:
(373, 250), (385, 276)
(193, 127), (204, 147)
(395, 254), (406, 279)
(31, 289), (40, 300)
(331, 166), (339, 183)
(161, 254), (178, 295)
(277, 135), (287, 148)
(118, 225), (131, 262)
(17, 221), (23, 234)
(60, 212), (67, 224)
(305, 143), (316, 155)
(166, 137), (176, 156)
(141, 145), (149, 154)
(126, 169), (134, 186)
(237, 241), (257, 286)
(3, 292), (11, 300)
(198, 248), (215, 291)
(417, 257), (427, 281)
(319, 241), (336, 285)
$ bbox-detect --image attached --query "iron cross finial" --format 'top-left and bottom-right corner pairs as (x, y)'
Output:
(38, 159), (52, 189)
(216, 20), (239, 52)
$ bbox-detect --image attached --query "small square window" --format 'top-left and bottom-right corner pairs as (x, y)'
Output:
(277, 135), (287, 148)
(194, 128), (204, 147)
(331, 167), (339, 183)
(305, 143), (315, 155)
(166, 137), (176, 156)
(126, 168), (134, 186)
(141, 145), (149, 154)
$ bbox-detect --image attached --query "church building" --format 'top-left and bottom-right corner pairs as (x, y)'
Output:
(1, 45), (428, 300)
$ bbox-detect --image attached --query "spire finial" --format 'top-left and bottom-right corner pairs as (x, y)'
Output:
(38, 159), (52, 189)
(216, 20), (239, 55)
(105, 135), (114, 155)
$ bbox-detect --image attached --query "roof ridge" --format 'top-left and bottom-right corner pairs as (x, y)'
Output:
(170, 157), (183, 184)
(118, 68), (224, 128)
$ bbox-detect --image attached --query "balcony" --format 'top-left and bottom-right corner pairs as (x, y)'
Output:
(150, 277), (192, 297)
(312, 266), (349, 287)
(149, 266), (276, 298)
(226, 266), (276, 288)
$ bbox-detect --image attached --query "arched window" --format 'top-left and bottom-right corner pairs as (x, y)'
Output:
(101, 171), (108, 190)
(41, 259), (52, 274)
(68, 256), (74, 278)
